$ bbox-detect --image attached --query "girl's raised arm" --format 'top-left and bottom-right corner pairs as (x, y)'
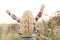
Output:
(6, 10), (20, 23)
(35, 4), (45, 21)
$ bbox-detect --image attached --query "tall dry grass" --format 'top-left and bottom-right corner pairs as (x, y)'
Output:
(0, 23), (22, 40)
(35, 10), (60, 40)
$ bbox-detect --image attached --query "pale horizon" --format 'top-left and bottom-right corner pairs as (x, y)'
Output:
(0, 0), (60, 23)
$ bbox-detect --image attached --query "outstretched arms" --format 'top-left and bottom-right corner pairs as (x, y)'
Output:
(6, 4), (45, 34)
(6, 4), (45, 23)
(6, 10), (20, 23)
(35, 4), (45, 21)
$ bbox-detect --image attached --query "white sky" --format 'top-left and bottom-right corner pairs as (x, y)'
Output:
(0, 0), (60, 23)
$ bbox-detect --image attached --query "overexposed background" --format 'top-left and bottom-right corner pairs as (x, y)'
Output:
(0, 0), (60, 23)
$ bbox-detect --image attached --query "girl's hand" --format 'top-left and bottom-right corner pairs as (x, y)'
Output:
(40, 4), (45, 10)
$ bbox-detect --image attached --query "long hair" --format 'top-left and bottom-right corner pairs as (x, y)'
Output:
(20, 10), (35, 36)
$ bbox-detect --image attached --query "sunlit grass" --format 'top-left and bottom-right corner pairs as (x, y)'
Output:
(0, 27), (4, 38)
(11, 35), (23, 40)
(0, 24), (20, 40)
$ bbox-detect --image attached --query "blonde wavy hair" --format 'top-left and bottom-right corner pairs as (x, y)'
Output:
(20, 10), (35, 36)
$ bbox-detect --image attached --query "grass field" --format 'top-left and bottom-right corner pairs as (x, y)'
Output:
(0, 23), (60, 40)
(0, 24), (23, 40)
